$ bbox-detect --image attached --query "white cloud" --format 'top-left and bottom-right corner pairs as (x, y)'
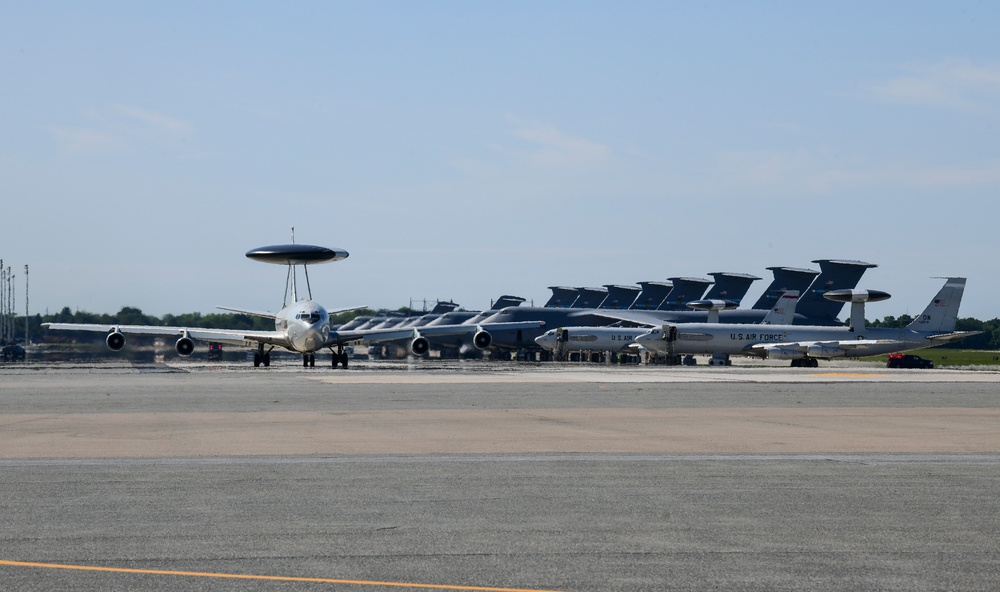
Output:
(871, 59), (1000, 112)
(114, 104), (193, 134)
(510, 120), (612, 167)
(47, 126), (125, 156)
(907, 160), (1000, 188)
(713, 150), (1000, 195)
(46, 105), (194, 157)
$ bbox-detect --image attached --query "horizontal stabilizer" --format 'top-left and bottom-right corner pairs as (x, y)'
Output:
(926, 330), (983, 343)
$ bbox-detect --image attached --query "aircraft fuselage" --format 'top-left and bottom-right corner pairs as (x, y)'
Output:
(277, 300), (331, 353)
(635, 323), (934, 359)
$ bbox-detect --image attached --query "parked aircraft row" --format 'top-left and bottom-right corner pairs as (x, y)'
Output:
(534, 279), (978, 367)
(44, 243), (541, 368)
(43, 241), (979, 368)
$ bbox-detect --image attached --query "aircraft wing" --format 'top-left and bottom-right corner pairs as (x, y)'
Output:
(216, 306), (278, 319)
(747, 339), (897, 356)
(417, 320), (546, 337)
(216, 305), (367, 319)
(926, 331), (984, 343)
(326, 327), (423, 345)
(43, 323), (291, 349)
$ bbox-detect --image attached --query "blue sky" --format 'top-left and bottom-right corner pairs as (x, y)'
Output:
(2, 2), (998, 320)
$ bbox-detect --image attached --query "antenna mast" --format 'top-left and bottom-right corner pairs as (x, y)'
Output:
(0, 259), (5, 342)
(24, 265), (29, 346)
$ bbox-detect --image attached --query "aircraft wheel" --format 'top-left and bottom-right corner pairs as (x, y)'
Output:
(809, 359), (819, 368)
(340, 353), (349, 368)
(263, 353), (271, 367)
(331, 355), (340, 368)
(253, 353), (261, 368)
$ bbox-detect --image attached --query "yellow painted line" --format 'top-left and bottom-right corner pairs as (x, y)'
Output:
(0, 560), (562, 592)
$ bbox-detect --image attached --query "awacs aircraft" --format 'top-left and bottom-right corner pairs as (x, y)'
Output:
(44, 244), (542, 368)
(535, 291), (801, 357)
(634, 278), (979, 367)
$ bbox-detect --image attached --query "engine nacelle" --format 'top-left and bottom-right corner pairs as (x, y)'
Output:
(175, 336), (196, 356)
(410, 336), (430, 356)
(806, 344), (846, 358)
(106, 331), (126, 351)
(473, 330), (492, 349)
(764, 346), (806, 361)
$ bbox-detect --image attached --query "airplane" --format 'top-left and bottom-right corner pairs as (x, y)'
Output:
(633, 277), (980, 367)
(534, 291), (801, 357)
(477, 259), (877, 354)
(43, 243), (542, 368)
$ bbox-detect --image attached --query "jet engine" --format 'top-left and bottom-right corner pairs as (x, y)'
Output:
(763, 346), (806, 361)
(410, 336), (430, 356)
(175, 336), (196, 356)
(473, 330), (492, 349)
(106, 331), (126, 351)
(806, 344), (845, 358)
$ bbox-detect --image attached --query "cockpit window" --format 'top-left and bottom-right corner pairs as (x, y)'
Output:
(297, 311), (323, 323)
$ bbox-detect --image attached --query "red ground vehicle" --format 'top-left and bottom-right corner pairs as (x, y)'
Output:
(207, 342), (223, 361)
(887, 352), (934, 369)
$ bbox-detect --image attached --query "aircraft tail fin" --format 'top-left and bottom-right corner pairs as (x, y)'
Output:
(601, 285), (642, 309)
(761, 290), (799, 324)
(544, 287), (580, 308)
(572, 287), (609, 308)
(491, 295), (526, 311)
(906, 278), (966, 333)
(631, 281), (673, 310)
(751, 267), (819, 310)
(656, 277), (712, 310)
(795, 259), (877, 323)
(704, 272), (760, 305)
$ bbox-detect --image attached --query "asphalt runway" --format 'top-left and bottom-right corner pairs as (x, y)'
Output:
(1, 360), (999, 591)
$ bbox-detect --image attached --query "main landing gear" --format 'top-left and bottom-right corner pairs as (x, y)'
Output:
(331, 345), (349, 369)
(790, 358), (819, 368)
(303, 353), (316, 367)
(253, 344), (273, 368)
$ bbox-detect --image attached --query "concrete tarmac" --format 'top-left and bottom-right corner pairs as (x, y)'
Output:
(1, 360), (999, 591)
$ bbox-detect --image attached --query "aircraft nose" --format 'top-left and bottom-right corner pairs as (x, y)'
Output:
(534, 334), (553, 350)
